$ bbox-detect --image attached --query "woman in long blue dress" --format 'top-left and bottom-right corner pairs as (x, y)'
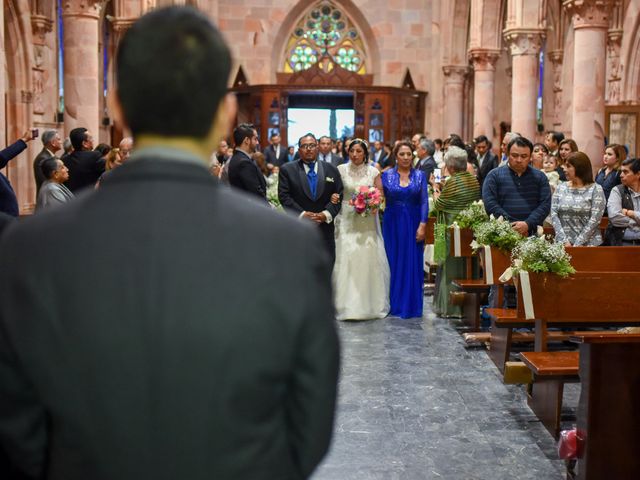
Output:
(382, 141), (430, 318)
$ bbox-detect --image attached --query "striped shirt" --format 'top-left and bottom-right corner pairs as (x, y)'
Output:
(482, 164), (551, 232)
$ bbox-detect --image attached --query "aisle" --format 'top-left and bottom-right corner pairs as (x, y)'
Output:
(311, 296), (566, 480)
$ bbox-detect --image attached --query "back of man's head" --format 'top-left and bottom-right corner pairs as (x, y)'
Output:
(233, 123), (255, 147)
(69, 128), (88, 151)
(115, 6), (231, 139)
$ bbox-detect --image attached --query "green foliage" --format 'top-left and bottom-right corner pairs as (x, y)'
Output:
(511, 236), (576, 278)
(453, 200), (488, 229)
(472, 216), (523, 252)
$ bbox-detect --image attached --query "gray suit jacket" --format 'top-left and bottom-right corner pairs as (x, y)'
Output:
(33, 148), (54, 193)
(36, 181), (75, 211)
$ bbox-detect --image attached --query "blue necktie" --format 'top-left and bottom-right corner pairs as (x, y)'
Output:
(307, 162), (317, 199)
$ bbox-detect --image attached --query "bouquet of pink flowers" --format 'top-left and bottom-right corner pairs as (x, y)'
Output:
(349, 186), (382, 217)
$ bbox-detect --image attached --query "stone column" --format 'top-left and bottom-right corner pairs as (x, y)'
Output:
(442, 65), (468, 136)
(564, 0), (613, 170)
(469, 49), (500, 139)
(504, 29), (544, 140)
(62, 0), (103, 137)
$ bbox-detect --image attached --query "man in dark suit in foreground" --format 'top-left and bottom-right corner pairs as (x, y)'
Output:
(278, 134), (343, 265)
(0, 7), (339, 480)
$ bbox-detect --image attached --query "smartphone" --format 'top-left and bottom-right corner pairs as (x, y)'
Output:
(434, 168), (442, 183)
(32, 128), (39, 139)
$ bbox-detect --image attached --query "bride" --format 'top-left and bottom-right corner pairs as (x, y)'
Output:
(333, 139), (390, 320)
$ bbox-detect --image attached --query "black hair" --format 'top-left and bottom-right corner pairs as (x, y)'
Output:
(69, 128), (88, 151)
(233, 123), (255, 147)
(270, 131), (280, 139)
(115, 6), (231, 138)
(474, 135), (489, 145)
(622, 157), (640, 174)
(347, 139), (369, 160)
(41, 157), (60, 179)
(547, 131), (565, 145)
(94, 143), (112, 156)
(298, 133), (318, 147)
(507, 136), (534, 154)
(532, 143), (549, 154)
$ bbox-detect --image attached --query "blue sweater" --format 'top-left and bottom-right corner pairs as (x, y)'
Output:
(0, 140), (28, 217)
(482, 165), (551, 232)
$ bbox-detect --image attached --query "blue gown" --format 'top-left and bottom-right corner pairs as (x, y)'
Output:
(382, 168), (430, 319)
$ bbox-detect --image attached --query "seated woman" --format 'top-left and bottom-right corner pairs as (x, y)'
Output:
(550, 152), (606, 246)
(36, 157), (74, 211)
(432, 146), (480, 317)
(607, 157), (640, 246)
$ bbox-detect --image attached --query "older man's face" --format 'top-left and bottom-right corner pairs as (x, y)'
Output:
(49, 133), (62, 152)
(501, 134), (511, 155)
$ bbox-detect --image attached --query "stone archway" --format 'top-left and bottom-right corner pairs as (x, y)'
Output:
(3, 0), (36, 212)
(271, 0), (380, 83)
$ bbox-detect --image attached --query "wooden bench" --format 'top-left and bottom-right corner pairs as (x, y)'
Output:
(519, 351), (580, 439)
(570, 333), (640, 479)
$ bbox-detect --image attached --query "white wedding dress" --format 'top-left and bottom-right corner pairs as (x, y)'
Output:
(333, 162), (390, 320)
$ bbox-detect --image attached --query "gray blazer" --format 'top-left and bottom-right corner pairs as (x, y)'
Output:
(36, 181), (75, 211)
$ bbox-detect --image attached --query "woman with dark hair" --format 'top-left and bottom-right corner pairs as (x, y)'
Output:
(531, 143), (549, 170)
(607, 158), (640, 246)
(595, 144), (625, 208)
(36, 157), (74, 211)
(557, 138), (579, 181)
(550, 151), (606, 246)
(333, 139), (390, 320)
(381, 141), (430, 318)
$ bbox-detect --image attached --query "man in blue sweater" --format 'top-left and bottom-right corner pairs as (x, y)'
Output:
(482, 136), (551, 236)
(0, 131), (35, 217)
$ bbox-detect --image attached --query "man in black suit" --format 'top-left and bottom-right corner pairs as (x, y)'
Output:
(416, 139), (437, 181)
(475, 134), (499, 185)
(32, 130), (62, 193)
(279, 133), (344, 264)
(62, 127), (105, 192)
(264, 131), (288, 167)
(0, 7), (339, 480)
(227, 123), (267, 202)
(317, 135), (343, 166)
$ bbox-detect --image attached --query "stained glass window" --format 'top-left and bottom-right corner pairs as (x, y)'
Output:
(283, 1), (367, 74)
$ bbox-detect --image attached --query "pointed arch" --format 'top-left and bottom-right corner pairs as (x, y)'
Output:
(271, 0), (380, 82)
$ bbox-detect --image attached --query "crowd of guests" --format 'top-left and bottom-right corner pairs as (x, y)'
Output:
(211, 125), (639, 320)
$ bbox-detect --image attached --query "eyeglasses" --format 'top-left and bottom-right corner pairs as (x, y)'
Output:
(299, 143), (318, 150)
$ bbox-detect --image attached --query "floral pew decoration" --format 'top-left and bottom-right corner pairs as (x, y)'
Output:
(434, 200), (487, 262)
(468, 213), (523, 285)
(501, 235), (576, 319)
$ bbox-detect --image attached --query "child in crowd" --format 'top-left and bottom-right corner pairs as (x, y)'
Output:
(543, 154), (561, 192)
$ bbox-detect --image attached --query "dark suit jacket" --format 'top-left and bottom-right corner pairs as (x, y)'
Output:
(32, 148), (54, 193)
(228, 149), (268, 202)
(418, 156), (437, 182)
(0, 140), (27, 217)
(318, 152), (343, 167)
(478, 150), (499, 185)
(264, 144), (288, 167)
(278, 160), (343, 262)
(0, 153), (339, 480)
(62, 150), (105, 192)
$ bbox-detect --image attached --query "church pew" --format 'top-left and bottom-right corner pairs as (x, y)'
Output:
(487, 247), (640, 371)
(571, 333), (640, 480)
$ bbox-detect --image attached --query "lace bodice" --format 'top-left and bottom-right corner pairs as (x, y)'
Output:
(338, 162), (380, 206)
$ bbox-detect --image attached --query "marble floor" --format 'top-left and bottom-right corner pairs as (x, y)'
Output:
(311, 294), (575, 480)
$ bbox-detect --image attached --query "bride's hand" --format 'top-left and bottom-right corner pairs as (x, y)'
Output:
(330, 193), (340, 204)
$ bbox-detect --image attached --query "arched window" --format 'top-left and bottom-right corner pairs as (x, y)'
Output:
(283, 1), (367, 74)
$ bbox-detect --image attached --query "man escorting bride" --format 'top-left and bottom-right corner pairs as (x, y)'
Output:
(333, 139), (390, 321)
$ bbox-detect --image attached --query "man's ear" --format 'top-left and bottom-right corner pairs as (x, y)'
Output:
(107, 89), (131, 135)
